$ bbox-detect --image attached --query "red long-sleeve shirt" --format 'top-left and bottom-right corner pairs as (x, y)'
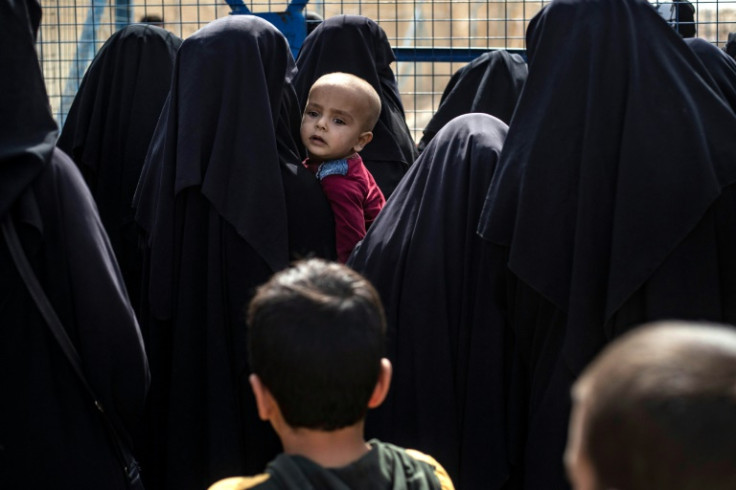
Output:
(304, 153), (385, 262)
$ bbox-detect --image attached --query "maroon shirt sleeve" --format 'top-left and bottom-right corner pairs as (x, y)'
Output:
(313, 155), (386, 263)
(362, 164), (385, 229)
(320, 173), (369, 262)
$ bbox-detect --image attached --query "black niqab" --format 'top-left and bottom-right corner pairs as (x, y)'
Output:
(58, 24), (181, 313)
(294, 15), (418, 197)
(137, 16), (293, 278)
(348, 113), (511, 490)
(479, 0), (736, 374)
(477, 0), (736, 487)
(133, 15), (335, 490)
(1, 1), (149, 487)
(418, 50), (527, 152)
(0, 0), (57, 217)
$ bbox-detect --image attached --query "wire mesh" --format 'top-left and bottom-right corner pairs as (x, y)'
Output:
(37, 0), (736, 140)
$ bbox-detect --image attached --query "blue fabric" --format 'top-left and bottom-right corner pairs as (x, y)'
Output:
(316, 158), (349, 180)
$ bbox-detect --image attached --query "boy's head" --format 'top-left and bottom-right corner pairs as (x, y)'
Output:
(248, 259), (388, 431)
(565, 321), (736, 490)
(300, 72), (382, 162)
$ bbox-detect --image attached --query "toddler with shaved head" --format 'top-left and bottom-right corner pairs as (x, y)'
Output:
(300, 72), (385, 262)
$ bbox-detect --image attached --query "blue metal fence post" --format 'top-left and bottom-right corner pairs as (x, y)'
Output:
(59, 0), (106, 125)
(115, 0), (133, 30)
(225, 0), (310, 59)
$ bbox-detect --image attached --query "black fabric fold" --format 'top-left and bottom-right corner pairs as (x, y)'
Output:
(684, 37), (736, 112)
(132, 15), (335, 490)
(418, 50), (527, 152)
(348, 113), (511, 489)
(58, 24), (181, 314)
(1, 2), (149, 487)
(0, 0), (57, 217)
(475, 0), (736, 488)
(478, 0), (736, 374)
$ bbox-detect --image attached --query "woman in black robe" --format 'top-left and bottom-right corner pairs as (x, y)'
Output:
(477, 0), (736, 487)
(1, 1), (149, 487)
(133, 14), (335, 490)
(348, 113), (511, 490)
(417, 50), (527, 152)
(294, 14), (418, 198)
(58, 24), (181, 314)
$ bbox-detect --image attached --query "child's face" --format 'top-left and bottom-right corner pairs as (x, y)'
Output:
(300, 83), (372, 162)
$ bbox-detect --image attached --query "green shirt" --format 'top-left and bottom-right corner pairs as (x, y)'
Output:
(209, 439), (454, 490)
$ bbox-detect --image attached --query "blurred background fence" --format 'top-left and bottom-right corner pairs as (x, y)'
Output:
(37, 0), (736, 140)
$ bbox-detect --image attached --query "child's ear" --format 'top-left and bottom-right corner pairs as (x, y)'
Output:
(250, 374), (276, 421)
(353, 131), (374, 153)
(367, 358), (392, 409)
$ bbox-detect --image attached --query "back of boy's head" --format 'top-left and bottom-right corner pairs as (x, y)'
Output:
(573, 321), (736, 490)
(310, 72), (382, 131)
(248, 259), (386, 431)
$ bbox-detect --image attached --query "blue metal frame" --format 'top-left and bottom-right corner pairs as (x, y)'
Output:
(225, 0), (308, 59)
(60, 0), (107, 125)
(221, 1), (528, 63)
(393, 47), (527, 63)
(114, 0), (132, 30)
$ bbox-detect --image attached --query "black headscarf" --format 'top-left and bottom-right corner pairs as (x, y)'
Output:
(478, 0), (736, 375)
(132, 15), (334, 489)
(58, 24), (181, 313)
(418, 50), (527, 152)
(0, 0), (57, 217)
(348, 113), (510, 489)
(135, 15), (326, 317)
(294, 15), (418, 198)
(685, 37), (736, 112)
(1, 1), (149, 486)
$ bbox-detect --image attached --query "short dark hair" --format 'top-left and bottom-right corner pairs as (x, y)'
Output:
(574, 321), (736, 490)
(248, 259), (386, 430)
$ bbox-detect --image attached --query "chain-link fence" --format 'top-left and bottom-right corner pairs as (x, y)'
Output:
(37, 0), (736, 139)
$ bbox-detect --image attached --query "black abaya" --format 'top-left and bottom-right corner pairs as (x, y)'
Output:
(477, 0), (736, 488)
(133, 15), (335, 490)
(348, 113), (511, 490)
(58, 24), (181, 314)
(294, 15), (418, 198)
(1, 1), (149, 487)
(418, 50), (527, 152)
